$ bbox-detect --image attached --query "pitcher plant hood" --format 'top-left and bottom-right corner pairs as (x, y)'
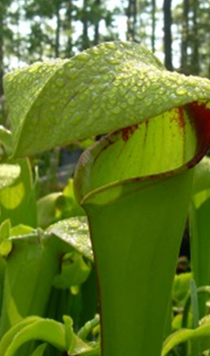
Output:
(3, 41), (210, 158)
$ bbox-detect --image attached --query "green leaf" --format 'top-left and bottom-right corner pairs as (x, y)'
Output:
(37, 192), (62, 228)
(182, 286), (210, 331)
(0, 316), (41, 355)
(0, 314), (97, 356)
(190, 157), (210, 316)
(48, 216), (93, 261)
(172, 272), (192, 304)
(0, 239), (13, 257)
(30, 343), (47, 356)
(0, 158), (37, 227)
(75, 345), (100, 356)
(53, 251), (91, 289)
(192, 156), (210, 194)
(9, 224), (35, 236)
(4, 41), (210, 157)
(37, 179), (85, 229)
(0, 126), (12, 158)
(0, 251), (6, 320)
(63, 315), (94, 355)
(0, 231), (71, 337)
(63, 315), (74, 352)
(162, 323), (210, 356)
(190, 279), (199, 329)
(65, 318), (99, 356)
(0, 163), (20, 190)
(2, 317), (66, 356)
(57, 178), (85, 219)
(0, 219), (11, 240)
(78, 315), (100, 341)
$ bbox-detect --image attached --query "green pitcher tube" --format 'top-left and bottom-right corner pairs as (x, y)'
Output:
(82, 172), (194, 356)
(74, 102), (209, 356)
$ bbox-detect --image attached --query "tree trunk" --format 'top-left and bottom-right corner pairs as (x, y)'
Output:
(126, 0), (137, 41)
(65, 0), (73, 57)
(151, 0), (156, 53)
(191, 0), (199, 75)
(55, 3), (61, 57)
(82, 0), (89, 49)
(181, 0), (190, 74)
(163, 0), (173, 71)
(0, 1), (4, 97)
(94, 0), (100, 45)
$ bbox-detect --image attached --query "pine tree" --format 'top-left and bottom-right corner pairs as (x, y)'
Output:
(163, 0), (173, 71)
(0, 0), (14, 125)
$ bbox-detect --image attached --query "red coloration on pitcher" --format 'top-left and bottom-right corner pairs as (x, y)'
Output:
(122, 124), (138, 141)
(187, 101), (210, 162)
(178, 107), (186, 130)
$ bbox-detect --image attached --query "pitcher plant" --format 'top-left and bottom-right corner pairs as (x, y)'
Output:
(2, 41), (210, 355)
